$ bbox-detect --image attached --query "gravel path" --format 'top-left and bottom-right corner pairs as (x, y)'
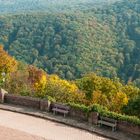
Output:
(0, 110), (109, 140)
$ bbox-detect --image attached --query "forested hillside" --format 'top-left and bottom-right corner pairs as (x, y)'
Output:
(0, 13), (118, 79)
(0, 0), (140, 86)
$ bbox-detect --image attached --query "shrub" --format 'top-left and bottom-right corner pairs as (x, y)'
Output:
(47, 96), (56, 102)
(90, 104), (140, 125)
(90, 104), (108, 112)
(123, 95), (140, 118)
(68, 103), (90, 113)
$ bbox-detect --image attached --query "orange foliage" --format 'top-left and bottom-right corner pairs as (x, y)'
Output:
(0, 45), (17, 74)
(28, 65), (47, 96)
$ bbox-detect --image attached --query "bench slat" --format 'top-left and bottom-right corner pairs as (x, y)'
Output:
(53, 103), (70, 110)
(100, 116), (117, 123)
(98, 120), (116, 127)
(52, 103), (70, 117)
(52, 108), (69, 114)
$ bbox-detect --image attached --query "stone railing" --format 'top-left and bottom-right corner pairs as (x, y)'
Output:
(0, 92), (140, 136)
(4, 94), (40, 109)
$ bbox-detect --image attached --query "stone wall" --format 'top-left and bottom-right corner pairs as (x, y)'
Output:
(118, 120), (140, 135)
(69, 106), (88, 121)
(4, 94), (40, 109)
(4, 94), (50, 111)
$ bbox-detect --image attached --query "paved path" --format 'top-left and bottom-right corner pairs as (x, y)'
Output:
(0, 110), (109, 140)
(0, 125), (45, 140)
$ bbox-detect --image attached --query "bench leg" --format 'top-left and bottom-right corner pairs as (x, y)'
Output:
(112, 127), (116, 132)
(53, 110), (55, 115)
(64, 113), (66, 117)
(98, 123), (101, 127)
(100, 123), (102, 127)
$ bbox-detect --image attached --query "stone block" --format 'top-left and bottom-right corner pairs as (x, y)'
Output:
(0, 88), (8, 103)
(88, 112), (99, 125)
(40, 99), (50, 111)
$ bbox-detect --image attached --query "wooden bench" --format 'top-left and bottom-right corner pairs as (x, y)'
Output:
(98, 116), (117, 131)
(52, 103), (70, 117)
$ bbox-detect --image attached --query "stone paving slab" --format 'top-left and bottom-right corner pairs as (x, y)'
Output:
(0, 103), (139, 140)
(0, 125), (47, 140)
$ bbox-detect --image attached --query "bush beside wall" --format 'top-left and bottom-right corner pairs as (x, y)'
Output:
(90, 104), (140, 126)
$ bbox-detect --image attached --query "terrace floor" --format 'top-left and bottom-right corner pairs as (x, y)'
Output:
(0, 104), (139, 140)
(0, 109), (108, 140)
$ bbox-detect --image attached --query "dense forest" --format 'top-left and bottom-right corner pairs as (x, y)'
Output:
(0, 0), (140, 87)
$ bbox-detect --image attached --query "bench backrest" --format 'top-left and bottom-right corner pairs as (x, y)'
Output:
(100, 116), (117, 123)
(53, 103), (70, 111)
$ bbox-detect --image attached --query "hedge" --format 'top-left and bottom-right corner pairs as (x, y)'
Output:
(90, 104), (140, 125)
(68, 103), (90, 113)
(54, 102), (140, 125)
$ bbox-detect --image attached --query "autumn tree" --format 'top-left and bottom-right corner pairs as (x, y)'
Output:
(28, 65), (47, 97)
(0, 45), (17, 74)
(92, 91), (109, 107)
(46, 75), (86, 104)
(110, 92), (128, 113)
(0, 45), (17, 87)
(122, 84), (139, 99)
(6, 70), (31, 95)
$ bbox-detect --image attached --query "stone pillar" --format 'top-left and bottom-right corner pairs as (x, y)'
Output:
(40, 99), (50, 111)
(88, 112), (99, 125)
(0, 88), (8, 103)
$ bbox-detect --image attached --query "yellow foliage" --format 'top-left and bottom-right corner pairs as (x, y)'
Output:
(46, 75), (86, 104)
(111, 91), (128, 113)
(122, 84), (139, 99)
(92, 91), (109, 106)
(34, 74), (47, 97)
